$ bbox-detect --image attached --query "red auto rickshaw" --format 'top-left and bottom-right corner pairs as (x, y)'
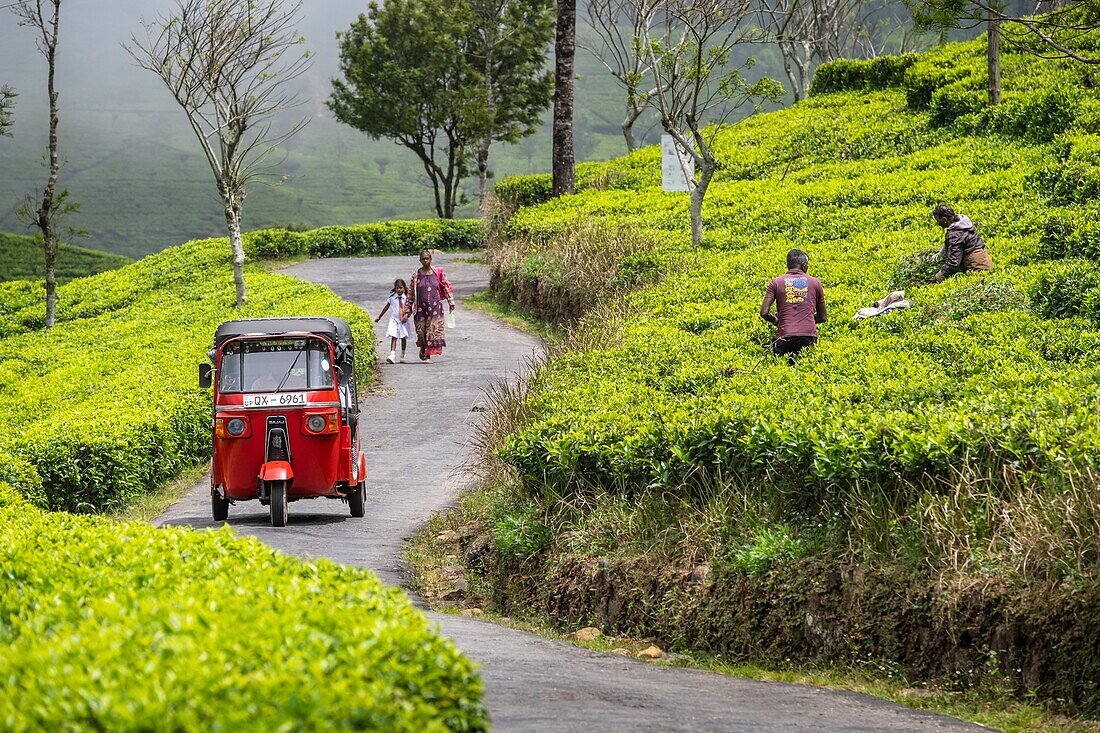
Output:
(199, 317), (366, 526)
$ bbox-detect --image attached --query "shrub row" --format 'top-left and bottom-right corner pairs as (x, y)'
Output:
(0, 485), (487, 730)
(244, 219), (484, 259)
(488, 220), (668, 325)
(1027, 134), (1100, 206)
(494, 174), (555, 211)
(0, 237), (373, 511)
(936, 87), (1082, 142)
(895, 40), (1090, 142)
(808, 53), (918, 96)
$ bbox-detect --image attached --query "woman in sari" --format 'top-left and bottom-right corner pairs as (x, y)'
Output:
(407, 249), (455, 363)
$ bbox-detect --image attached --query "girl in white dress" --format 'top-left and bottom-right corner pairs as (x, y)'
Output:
(374, 279), (415, 363)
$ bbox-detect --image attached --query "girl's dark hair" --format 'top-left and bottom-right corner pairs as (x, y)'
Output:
(420, 249), (432, 258)
(390, 278), (407, 295)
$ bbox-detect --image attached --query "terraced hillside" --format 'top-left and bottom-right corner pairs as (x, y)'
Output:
(0, 231), (131, 283)
(0, 221), (488, 730)
(473, 34), (1100, 715)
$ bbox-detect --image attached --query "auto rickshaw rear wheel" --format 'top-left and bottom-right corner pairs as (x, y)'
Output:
(270, 481), (288, 527)
(212, 493), (229, 522)
(348, 484), (365, 518)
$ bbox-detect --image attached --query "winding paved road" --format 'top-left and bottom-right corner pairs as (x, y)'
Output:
(157, 254), (991, 733)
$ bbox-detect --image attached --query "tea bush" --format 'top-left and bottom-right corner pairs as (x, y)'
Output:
(487, 34), (1100, 586)
(244, 218), (483, 259)
(890, 247), (942, 288)
(808, 54), (918, 95)
(494, 174), (554, 210)
(0, 237), (373, 511)
(0, 494), (487, 730)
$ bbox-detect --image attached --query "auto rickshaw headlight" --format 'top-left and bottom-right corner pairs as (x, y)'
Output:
(226, 418), (248, 436)
(306, 415), (327, 433)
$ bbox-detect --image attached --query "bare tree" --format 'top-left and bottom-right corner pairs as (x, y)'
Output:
(758, 0), (927, 102)
(0, 85), (15, 137)
(13, 0), (80, 329)
(552, 0), (577, 195)
(127, 0), (311, 307)
(644, 0), (784, 246)
(854, 2), (930, 58)
(581, 0), (662, 152)
(757, 0), (819, 102)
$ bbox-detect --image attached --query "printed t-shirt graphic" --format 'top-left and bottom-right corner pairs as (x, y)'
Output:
(766, 269), (825, 339)
(784, 276), (809, 304)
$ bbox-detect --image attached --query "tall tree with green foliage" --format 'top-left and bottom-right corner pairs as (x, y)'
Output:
(127, 0), (312, 307)
(330, 0), (476, 219)
(0, 85), (15, 137)
(467, 0), (556, 207)
(330, 0), (552, 216)
(644, 0), (784, 246)
(12, 0), (80, 329)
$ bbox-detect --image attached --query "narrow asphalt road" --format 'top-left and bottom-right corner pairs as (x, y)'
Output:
(157, 253), (991, 733)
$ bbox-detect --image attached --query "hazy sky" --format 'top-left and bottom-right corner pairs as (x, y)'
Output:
(0, 0), (365, 117)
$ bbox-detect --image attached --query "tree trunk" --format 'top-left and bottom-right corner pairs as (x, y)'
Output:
(780, 45), (802, 103)
(552, 0), (576, 195)
(478, 27), (496, 209)
(477, 138), (491, 209)
(408, 143), (446, 218)
(444, 135), (457, 218)
(42, 3), (60, 328)
(444, 178), (456, 218)
(224, 199), (246, 307)
(689, 161), (715, 247)
(622, 102), (641, 153)
(987, 8), (1002, 106)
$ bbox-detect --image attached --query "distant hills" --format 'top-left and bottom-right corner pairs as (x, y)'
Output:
(0, 232), (130, 283)
(0, 0), (728, 259)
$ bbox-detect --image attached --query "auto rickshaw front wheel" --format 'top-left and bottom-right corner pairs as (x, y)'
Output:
(212, 493), (229, 522)
(348, 485), (365, 518)
(269, 481), (288, 527)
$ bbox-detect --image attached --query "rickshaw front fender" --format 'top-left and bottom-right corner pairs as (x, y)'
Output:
(351, 452), (366, 485)
(259, 461), (294, 483)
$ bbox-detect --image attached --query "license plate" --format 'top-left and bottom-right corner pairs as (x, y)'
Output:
(243, 392), (307, 408)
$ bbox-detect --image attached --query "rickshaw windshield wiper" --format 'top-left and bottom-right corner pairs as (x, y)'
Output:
(275, 350), (304, 392)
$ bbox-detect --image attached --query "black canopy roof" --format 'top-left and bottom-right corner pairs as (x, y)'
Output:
(213, 317), (354, 350)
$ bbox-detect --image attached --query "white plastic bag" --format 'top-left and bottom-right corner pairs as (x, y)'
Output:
(445, 309), (456, 329)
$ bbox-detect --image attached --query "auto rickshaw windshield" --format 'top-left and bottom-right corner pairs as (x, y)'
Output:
(218, 338), (335, 393)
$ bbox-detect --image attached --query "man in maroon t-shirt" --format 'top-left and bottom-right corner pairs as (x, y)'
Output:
(759, 249), (827, 362)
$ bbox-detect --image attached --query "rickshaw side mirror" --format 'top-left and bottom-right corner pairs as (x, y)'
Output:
(198, 363), (214, 389)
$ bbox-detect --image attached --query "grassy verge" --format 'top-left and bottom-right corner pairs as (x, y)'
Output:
(406, 491), (1100, 733)
(462, 290), (562, 344)
(108, 461), (210, 524)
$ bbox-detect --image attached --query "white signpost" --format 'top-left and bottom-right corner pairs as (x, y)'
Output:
(661, 134), (693, 193)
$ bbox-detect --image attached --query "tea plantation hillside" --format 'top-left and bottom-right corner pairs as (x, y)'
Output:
(0, 221), (488, 730)
(469, 34), (1100, 716)
(0, 231), (131, 283)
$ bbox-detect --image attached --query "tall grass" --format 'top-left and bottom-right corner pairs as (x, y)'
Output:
(487, 219), (666, 325)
